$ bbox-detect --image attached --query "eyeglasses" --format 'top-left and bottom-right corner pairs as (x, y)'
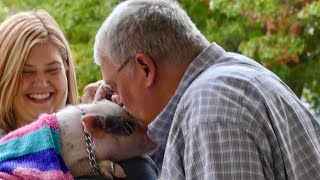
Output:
(117, 56), (132, 72)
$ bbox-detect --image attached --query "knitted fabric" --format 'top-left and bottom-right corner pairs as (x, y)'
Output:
(0, 114), (73, 180)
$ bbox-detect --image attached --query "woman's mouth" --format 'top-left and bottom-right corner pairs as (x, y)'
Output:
(26, 93), (53, 103)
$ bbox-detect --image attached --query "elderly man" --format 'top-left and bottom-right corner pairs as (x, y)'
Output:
(85, 0), (320, 179)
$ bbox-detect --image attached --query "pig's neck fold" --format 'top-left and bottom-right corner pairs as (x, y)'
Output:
(56, 105), (89, 170)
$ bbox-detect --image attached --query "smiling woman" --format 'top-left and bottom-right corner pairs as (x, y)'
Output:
(0, 10), (78, 132)
(0, 10), (79, 179)
(13, 43), (69, 127)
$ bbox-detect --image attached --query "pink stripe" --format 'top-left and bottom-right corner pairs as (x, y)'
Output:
(0, 172), (21, 180)
(11, 168), (74, 180)
(0, 114), (60, 143)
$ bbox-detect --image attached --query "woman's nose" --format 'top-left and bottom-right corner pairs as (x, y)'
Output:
(32, 75), (49, 87)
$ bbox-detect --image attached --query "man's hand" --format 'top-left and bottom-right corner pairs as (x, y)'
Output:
(81, 80), (111, 103)
(81, 80), (123, 106)
(98, 160), (126, 179)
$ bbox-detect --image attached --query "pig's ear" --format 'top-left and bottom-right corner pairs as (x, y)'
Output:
(82, 114), (105, 139)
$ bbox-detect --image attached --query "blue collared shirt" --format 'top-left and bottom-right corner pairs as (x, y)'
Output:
(148, 43), (320, 179)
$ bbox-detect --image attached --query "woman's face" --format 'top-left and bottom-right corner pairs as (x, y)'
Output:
(13, 43), (68, 127)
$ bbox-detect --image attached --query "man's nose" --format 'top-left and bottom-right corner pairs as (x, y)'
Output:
(32, 74), (49, 87)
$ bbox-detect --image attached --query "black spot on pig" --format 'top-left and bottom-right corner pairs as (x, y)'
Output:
(93, 115), (136, 136)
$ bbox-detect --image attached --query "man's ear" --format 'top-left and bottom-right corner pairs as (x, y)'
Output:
(82, 114), (105, 139)
(134, 53), (156, 87)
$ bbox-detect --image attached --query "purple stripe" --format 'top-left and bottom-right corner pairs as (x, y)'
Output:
(0, 148), (69, 174)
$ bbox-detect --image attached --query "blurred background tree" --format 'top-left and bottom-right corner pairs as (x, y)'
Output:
(0, 0), (119, 95)
(1, 0), (319, 116)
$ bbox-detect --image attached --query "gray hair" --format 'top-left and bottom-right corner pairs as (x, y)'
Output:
(94, 0), (210, 66)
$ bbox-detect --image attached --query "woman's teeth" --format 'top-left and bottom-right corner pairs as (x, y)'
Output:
(29, 93), (50, 100)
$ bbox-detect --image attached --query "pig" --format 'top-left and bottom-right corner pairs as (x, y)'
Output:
(56, 100), (157, 178)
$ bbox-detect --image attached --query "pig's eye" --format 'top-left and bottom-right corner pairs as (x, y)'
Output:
(102, 115), (136, 136)
(122, 121), (135, 136)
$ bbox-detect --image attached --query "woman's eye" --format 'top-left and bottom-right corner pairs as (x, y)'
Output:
(23, 71), (35, 74)
(46, 68), (62, 73)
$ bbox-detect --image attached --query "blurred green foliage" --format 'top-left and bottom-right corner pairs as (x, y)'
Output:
(0, 0), (118, 95)
(1, 0), (320, 113)
(182, 0), (320, 113)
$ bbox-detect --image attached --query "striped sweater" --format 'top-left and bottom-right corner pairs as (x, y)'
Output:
(0, 114), (73, 180)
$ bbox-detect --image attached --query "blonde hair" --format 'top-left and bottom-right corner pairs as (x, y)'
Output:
(0, 10), (78, 132)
